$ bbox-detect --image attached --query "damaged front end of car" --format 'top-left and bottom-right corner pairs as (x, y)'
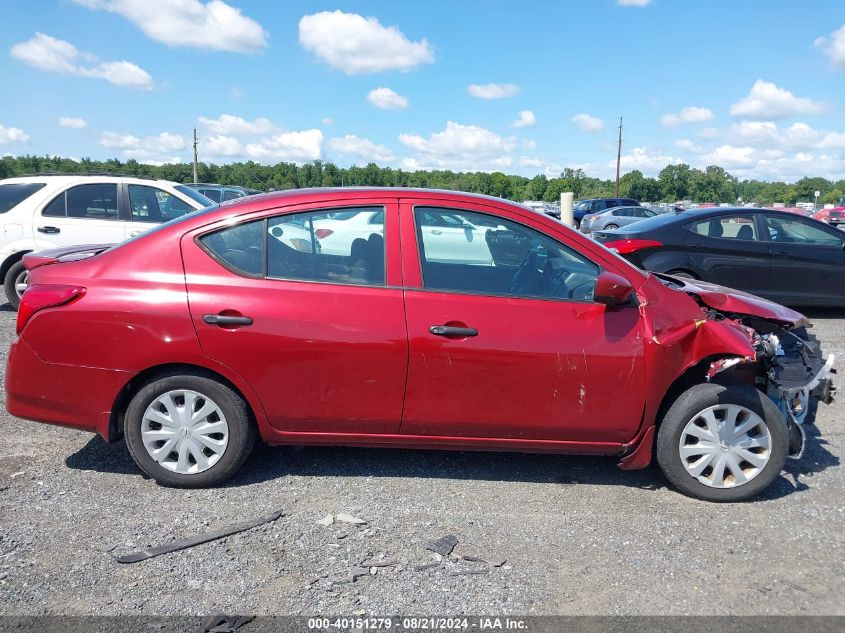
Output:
(662, 274), (836, 460)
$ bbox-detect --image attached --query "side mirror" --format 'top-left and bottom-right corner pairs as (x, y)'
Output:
(594, 271), (634, 306)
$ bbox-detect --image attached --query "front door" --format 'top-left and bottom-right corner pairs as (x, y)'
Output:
(399, 203), (646, 443)
(761, 213), (845, 305)
(181, 201), (408, 434)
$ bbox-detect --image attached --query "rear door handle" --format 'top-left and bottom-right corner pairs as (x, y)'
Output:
(203, 314), (253, 326)
(37, 226), (60, 234)
(429, 325), (478, 337)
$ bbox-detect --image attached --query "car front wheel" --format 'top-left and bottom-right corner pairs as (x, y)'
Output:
(124, 373), (256, 487)
(656, 383), (788, 502)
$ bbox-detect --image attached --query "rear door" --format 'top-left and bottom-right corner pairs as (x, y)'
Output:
(761, 213), (845, 305)
(683, 214), (771, 295)
(399, 199), (646, 443)
(181, 199), (408, 434)
(36, 182), (126, 247)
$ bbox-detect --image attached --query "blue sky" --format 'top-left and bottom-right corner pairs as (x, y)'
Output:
(1, 0), (844, 182)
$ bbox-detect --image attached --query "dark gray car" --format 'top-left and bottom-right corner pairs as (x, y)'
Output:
(580, 205), (657, 234)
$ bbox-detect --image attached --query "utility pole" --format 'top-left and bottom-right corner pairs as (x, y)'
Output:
(192, 128), (199, 183)
(614, 116), (622, 197)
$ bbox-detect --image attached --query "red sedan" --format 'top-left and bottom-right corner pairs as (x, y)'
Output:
(5, 189), (834, 501)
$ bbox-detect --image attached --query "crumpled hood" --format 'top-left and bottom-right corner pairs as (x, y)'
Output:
(654, 273), (807, 327)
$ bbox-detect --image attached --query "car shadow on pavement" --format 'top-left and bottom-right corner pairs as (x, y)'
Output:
(65, 422), (838, 501)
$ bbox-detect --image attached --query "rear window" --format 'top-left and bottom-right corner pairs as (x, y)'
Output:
(0, 183), (46, 213)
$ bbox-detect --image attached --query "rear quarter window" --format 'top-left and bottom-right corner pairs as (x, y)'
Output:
(0, 183), (46, 213)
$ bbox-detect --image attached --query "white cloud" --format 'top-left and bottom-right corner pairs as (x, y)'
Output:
(521, 139), (537, 150)
(245, 129), (323, 163)
(571, 113), (604, 132)
(0, 124), (29, 145)
(72, 0), (267, 53)
(399, 121), (516, 171)
(299, 10), (433, 75)
(511, 110), (536, 128)
(198, 113), (275, 135)
(729, 80), (827, 119)
(328, 135), (394, 163)
(617, 0), (651, 6)
(10, 32), (153, 89)
(321, 117), (333, 125)
(99, 131), (185, 165)
(698, 127), (719, 138)
(367, 87), (409, 110)
(660, 106), (714, 127)
(204, 134), (243, 157)
(674, 138), (705, 154)
(814, 24), (845, 69)
(519, 157), (543, 168)
(467, 83), (519, 99)
(58, 117), (87, 129)
(727, 120), (845, 151)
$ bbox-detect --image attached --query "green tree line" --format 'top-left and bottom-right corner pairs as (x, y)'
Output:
(2, 155), (843, 206)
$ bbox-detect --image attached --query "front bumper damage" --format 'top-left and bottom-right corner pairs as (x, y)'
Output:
(707, 321), (836, 459)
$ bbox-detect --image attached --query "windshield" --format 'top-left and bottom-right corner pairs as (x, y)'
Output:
(175, 185), (215, 208)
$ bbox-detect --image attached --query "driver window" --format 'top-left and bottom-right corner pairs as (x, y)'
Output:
(414, 206), (600, 301)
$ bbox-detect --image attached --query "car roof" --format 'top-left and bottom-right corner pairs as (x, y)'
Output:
(1, 175), (178, 186)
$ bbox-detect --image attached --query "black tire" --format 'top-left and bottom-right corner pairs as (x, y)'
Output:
(3, 260), (26, 310)
(604, 223), (619, 230)
(665, 268), (698, 280)
(656, 383), (789, 502)
(124, 372), (256, 487)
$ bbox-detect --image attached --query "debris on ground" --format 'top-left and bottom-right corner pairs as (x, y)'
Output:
(9, 472), (25, 479)
(316, 514), (334, 526)
(426, 534), (458, 556)
(200, 613), (254, 633)
(335, 513), (367, 525)
(349, 566), (370, 581)
(112, 509), (285, 564)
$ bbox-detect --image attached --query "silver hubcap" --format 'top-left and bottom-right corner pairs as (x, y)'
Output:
(14, 269), (28, 298)
(679, 404), (771, 488)
(141, 390), (229, 475)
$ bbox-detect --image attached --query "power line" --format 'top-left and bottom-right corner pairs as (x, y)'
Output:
(614, 116), (622, 197)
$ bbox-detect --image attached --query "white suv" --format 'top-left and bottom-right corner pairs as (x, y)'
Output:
(0, 174), (213, 308)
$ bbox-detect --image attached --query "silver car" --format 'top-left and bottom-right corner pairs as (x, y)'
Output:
(579, 205), (657, 234)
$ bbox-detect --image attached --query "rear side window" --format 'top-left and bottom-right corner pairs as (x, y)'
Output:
(199, 206), (386, 286)
(42, 184), (119, 220)
(66, 184), (119, 220)
(689, 215), (757, 240)
(200, 189), (222, 203)
(222, 190), (241, 201)
(0, 183), (46, 213)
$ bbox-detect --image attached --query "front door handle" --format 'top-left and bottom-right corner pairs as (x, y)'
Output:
(203, 314), (253, 326)
(429, 325), (478, 338)
(37, 226), (60, 234)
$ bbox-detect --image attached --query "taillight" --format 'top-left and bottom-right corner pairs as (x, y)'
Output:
(602, 238), (663, 254)
(314, 228), (334, 239)
(17, 284), (86, 334)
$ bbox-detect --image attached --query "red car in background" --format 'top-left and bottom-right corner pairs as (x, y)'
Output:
(5, 189), (835, 501)
(814, 206), (845, 226)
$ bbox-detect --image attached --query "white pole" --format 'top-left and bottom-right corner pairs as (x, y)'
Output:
(561, 192), (574, 227)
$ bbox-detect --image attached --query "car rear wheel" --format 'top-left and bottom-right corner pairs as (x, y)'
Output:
(604, 223), (619, 230)
(656, 383), (788, 502)
(124, 373), (256, 487)
(3, 260), (27, 310)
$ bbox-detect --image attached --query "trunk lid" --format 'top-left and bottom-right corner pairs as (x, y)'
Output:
(22, 244), (114, 271)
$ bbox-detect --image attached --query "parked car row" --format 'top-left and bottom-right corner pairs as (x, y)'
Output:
(6, 187), (834, 501)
